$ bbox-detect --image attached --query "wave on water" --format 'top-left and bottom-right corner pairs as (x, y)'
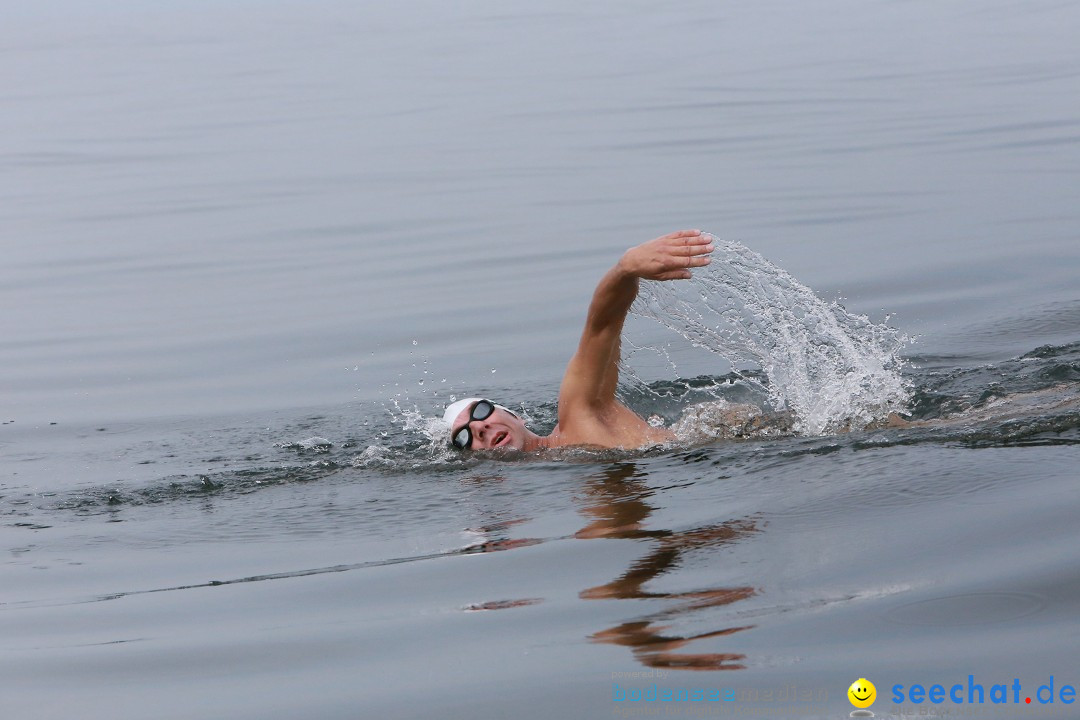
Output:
(625, 235), (911, 437)
(8, 345), (1077, 523)
(25, 302), (1077, 520)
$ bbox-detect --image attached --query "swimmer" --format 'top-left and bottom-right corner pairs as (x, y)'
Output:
(444, 230), (714, 451)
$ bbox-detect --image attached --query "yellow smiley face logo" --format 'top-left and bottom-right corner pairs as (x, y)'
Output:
(848, 678), (876, 708)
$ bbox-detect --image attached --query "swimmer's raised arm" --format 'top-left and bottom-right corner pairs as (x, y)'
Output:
(559, 230), (713, 412)
(442, 230), (713, 451)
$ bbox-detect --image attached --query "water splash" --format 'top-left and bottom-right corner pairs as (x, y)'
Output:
(669, 398), (795, 444)
(274, 437), (333, 454)
(378, 400), (462, 464)
(627, 235), (911, 435)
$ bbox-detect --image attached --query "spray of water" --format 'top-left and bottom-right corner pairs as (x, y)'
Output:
(627, 235), (911, 436)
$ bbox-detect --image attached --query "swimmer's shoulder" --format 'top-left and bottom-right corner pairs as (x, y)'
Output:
(553, 403), (671, 449)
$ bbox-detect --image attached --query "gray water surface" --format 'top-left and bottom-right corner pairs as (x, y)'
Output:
(3, 2), (1079, 718)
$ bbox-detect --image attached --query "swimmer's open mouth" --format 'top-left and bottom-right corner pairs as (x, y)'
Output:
(494, 431), (509, 447)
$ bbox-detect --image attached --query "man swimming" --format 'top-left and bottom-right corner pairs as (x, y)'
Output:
(444, 230), (714, 451)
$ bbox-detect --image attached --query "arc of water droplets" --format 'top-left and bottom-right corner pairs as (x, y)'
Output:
(630, 236), (911, 435)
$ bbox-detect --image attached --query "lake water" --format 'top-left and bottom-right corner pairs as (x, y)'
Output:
(2, 1), (1079, 718)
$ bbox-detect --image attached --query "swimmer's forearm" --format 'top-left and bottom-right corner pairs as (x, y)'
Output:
(584, 262), (639, 336)
(585, 230), (713, 335)
(562, 232), (712, 406)
(565, 263), (636, 404)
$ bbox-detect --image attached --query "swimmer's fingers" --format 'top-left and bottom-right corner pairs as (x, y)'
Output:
(659, 242), (711, 280)
(665, 234), (713, 269)
(673, 239), (714, 258)
(656, 254), (710, 281)
(665, 231), (713, 257)
(620, 230), (713, 280)
(655, 270), (694, 281)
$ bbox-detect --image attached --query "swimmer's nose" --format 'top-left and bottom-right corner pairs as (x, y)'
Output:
(471, 419), (489, 444)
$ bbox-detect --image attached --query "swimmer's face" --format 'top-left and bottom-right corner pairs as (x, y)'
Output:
(451, 400), (527, 451)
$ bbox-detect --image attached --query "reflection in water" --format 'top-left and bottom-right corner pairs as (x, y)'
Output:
(456, 477), (549, 610)
(575, 463), (759, 671)
(464, 598), (543, 612)
(461, 506), (544, 555)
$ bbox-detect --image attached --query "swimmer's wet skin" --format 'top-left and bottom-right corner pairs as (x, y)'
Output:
(445, 230), (713, 452)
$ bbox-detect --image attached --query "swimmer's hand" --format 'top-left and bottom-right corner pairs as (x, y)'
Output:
(617, 229), (713, 281)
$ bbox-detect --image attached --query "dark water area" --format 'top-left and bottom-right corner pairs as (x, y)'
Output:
(3, 2), (1079, 718)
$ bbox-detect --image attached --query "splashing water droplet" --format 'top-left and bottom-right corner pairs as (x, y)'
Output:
(628, 236), (910, 435)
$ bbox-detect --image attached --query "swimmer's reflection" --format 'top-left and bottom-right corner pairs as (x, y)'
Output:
(459, 475), (542, 554)
(576, 463), (758, 671)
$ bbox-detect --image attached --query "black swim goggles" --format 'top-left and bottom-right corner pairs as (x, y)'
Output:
(450, 399), (496, 450)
